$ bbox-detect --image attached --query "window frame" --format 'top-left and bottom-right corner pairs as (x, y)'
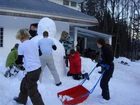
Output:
(71, 1), (77, 7)
(63, 0), (69, 6)
(0, 27), (4, 47)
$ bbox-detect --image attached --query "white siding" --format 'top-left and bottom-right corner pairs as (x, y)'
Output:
(0, 15), (69, 64)
(48, 0), (81, 11)
(48, 0), (62, 5)
(55, 21), (69, 39)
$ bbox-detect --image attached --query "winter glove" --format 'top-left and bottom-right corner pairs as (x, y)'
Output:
(15, 55), (24, 65)
(96, 60), (110, 70)
(64, 56), (68, 59)
(96, 59), (103, 67)
(52, 45), (57, 50)
(96, 63), (100, 67)
(15, 64), (25, 71)
(39, 47), (42, 56)
(83, 73), (90, 80)
(100, 64), (110, 70)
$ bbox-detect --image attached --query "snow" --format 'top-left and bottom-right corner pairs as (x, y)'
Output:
(0, 17), (140, 105)
(116, 57), (131, 63)
(37, 18), (56, 38)
(0, 57), (140, 105)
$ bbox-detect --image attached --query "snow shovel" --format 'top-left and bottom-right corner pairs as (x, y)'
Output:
(57, 66), (103, 105)
(57, 85), (89, 105)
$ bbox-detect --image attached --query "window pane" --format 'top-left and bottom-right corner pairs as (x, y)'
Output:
(0, 32), (3, 35)
(0, 36), (3, 39)
(63, 0), (69, 5)
(0, 28), (3, 47)
(0, 28), (2, 32)
(71, 1), (77, 7)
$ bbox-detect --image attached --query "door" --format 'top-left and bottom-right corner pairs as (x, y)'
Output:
(77, 36), (86, 54)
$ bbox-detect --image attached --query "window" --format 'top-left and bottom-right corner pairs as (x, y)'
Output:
(71, 1), (77, 7)
(63, 0), (69, 6)
(0, 27), (3, 47)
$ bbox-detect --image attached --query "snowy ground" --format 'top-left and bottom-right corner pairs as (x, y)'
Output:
(0, 57), (140, 105)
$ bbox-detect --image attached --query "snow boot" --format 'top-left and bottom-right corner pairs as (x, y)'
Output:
(67, 72), (73, 76)
(73, 74), (83, 80)
(4, 70), (12, 77)
(13, 97), (26, 105)
(56, 82), (62, 86)
(82, 73), (89, 80)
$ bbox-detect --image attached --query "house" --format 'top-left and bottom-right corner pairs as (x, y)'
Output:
(0, 0), (111, 62)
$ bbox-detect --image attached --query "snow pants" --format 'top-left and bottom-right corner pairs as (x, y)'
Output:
(40, 54), (61, 84)
(100, 63), (114, 100)
(17, 68), (44, 105)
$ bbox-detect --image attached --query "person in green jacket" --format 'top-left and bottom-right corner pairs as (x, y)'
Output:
(4, 43), (19, 77)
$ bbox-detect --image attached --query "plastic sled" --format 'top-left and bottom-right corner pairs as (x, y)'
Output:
(57, 85), (90, 105)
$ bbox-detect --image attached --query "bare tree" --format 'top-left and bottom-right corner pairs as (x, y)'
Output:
(81, 0), (140, 59)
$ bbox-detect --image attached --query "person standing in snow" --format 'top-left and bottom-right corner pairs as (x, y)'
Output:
(14, 29), (44, 105)
(60, 31), (73, 67)
(39, 31), (62, 86)
(96, 38), (114, 101)
(4, 43), (19, 77)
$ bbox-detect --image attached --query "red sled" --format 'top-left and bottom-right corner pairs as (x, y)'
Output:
(57, 85), (90, 105)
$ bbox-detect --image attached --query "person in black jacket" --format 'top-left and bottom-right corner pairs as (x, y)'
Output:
(96, 38), (114, 101)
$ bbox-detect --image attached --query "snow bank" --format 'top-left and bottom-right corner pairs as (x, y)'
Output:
(115, 57), (131, 63)
(81, 57), (96, 73)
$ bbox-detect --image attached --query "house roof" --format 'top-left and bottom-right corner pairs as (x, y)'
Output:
(0, 0), (98, 25)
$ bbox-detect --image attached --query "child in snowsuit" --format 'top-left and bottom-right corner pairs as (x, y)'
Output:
(67, 49), (83, 80)
(4, 43), (19, 77)
(96, 38), (114, 101)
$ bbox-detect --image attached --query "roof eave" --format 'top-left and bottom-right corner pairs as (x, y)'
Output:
(0, 8), (98, 26)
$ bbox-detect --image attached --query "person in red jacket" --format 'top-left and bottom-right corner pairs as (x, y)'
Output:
(67, 49), (83, 80)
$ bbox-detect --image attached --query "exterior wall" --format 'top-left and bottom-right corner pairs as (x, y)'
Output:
(48, 0), (62, 5)
(48, 0), (81, 11)
(55, 21), (69, 39)
(0, 15), (69, 64)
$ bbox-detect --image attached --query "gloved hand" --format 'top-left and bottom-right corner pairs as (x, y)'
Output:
(52, 45), (57, 50)
(96, 63), (100, 67)
(15, 64), (25, 71)
(100, 64), (110, 70)
(96, 59), (103, 67)
(96, 60), (110, 70)
(64, 56), (68, 59)
(83, 73), (90, 80)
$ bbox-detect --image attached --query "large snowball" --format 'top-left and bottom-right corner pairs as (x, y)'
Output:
(31, 17), (66, 83)
(37, 17), (56, 38)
